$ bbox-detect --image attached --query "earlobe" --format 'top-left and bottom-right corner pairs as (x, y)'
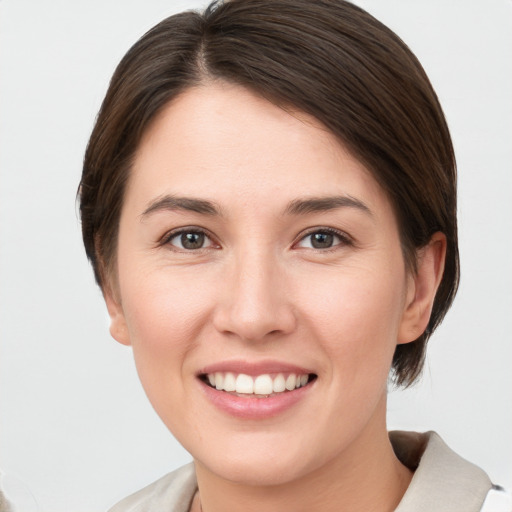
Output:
(104, 285), (131, 346)
(397, 232), (447, 344)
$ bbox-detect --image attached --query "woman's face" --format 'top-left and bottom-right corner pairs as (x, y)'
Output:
(108, 83), (420, 485)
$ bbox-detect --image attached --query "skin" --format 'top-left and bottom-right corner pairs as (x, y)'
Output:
(105, 82), (446, 512)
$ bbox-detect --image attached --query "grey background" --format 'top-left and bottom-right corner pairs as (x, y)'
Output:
(1, 1), (511, 510)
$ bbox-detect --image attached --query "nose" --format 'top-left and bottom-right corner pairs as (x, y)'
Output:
(212, 248), (297, 342)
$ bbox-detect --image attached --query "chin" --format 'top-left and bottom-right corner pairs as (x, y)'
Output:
(203, 456), (309, 487)
(191, 432), (326, 487)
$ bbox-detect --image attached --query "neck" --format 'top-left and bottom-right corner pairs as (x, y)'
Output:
(192, 398), (412, 512)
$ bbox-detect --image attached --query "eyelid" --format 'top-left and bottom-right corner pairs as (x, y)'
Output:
(294, 227), (353, 250)
(159, 226), (220, 250)
(157, 225), (352, 251)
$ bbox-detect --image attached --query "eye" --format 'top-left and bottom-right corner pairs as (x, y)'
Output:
(165, 229), (215, 250)
(296, 229), (350, 250)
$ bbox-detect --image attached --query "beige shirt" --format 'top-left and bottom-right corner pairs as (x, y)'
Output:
(0, 490), (13, 512)
(108, 431), (499, 512)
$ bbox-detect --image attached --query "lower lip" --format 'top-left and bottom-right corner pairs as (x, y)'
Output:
(199, 379), (314, 420)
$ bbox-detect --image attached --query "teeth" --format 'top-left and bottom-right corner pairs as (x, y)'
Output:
(273, 374), (286, 393)
(235, 374), (254, 394)
(223, 372), (236, 392)
(254, 375), (273, 395)
(285, 374), (296, 391)
(214, 372), (224, 390)
(206, 372), (311, 395)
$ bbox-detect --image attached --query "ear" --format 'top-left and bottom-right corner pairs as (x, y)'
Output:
(397, 232), (447, 344)
(103, 284), (131, 346)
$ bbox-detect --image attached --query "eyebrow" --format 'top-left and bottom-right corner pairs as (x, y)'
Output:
(284, 195), (372, 216)
(140, 194), (371, 219)
(141, 195), (222, 218)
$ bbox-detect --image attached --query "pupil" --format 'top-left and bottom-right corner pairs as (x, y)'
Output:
(311, 232), (333, 249)
(181, 232), (204, 249)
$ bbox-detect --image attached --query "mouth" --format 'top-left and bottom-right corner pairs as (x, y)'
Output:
(199, 371), (317, 398)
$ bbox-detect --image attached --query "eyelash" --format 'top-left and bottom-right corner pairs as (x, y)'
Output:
(160, 227), (218, 251)
(159, 226), (353, 251)
(294, 227), (353, 251)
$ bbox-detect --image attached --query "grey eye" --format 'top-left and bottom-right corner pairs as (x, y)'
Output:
(296, 229), (349, 250)
(309, 232), (335, 249)
(168, 231), (212, 250)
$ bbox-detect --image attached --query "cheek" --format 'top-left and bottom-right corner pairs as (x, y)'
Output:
(298, 264), (406, 378)
(292, 268), (406, 448)
(122, 265), (211, 337)
(118, 270), (213, 396)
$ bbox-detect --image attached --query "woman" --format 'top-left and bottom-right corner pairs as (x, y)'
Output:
(79, 1), (509, 510)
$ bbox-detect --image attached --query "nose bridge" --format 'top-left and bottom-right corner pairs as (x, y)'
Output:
(214, 243), (296, 341)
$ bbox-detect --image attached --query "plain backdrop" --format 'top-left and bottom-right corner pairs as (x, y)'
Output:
(1, 1), (511, 510)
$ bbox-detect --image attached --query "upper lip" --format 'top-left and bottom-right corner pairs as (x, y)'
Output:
(197, 359), (315, 377)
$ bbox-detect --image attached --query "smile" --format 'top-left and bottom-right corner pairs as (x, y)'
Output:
(203, 372), (315, 397)
(197, 361), (317, 418)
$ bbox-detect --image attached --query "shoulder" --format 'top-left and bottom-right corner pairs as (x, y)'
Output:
(0, 489), (13, 512)
(391, 431), (509, 512)
(107, 463), (197, 512)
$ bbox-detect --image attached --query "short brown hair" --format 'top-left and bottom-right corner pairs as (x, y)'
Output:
(79, 0), (459, 386)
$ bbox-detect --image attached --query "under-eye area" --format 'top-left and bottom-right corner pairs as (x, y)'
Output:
(200, 372), (318, 397)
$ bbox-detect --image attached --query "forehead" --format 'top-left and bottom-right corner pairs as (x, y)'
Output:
(128, 82), (391, 218)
